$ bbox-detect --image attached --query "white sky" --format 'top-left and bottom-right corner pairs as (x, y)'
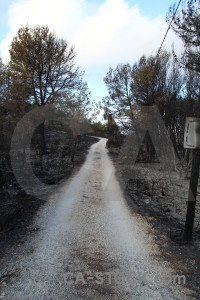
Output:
(0, 0), (183, 121)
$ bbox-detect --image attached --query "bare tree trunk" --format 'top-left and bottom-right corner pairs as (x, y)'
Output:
(36, 122), (47, 155)
(170, 131), (180, 159)
(184, 149), (190, 164)
(71, 135), (78, 163)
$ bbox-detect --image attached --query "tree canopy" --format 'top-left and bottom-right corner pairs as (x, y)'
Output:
(9, 25), (83, 106)
(167, 0), (200, 72)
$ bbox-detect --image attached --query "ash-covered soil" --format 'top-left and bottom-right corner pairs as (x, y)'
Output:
(0, 138), (197, 299)
(107, 145), (200, 297)
(0, 130), (99, 256)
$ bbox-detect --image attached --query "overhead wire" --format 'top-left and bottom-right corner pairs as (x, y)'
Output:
(156, 0), (183, 59)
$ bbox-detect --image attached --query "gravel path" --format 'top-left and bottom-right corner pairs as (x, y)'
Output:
(0, 138), (195, 299)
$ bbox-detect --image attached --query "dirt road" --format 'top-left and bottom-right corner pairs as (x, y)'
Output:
(0, 138), (195, 299)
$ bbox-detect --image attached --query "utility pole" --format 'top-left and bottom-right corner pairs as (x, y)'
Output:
(184, 118), (200, 241)
(184, 149), (200, 240)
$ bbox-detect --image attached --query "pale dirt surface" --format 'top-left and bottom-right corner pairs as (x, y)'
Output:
(0, 138), (196, 299)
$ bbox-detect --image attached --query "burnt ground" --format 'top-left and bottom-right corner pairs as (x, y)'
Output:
(1, 135), (200, 298)
(108, 148), (200, 298)
(0, 134), (99, 258)
(0, 138), (196, 299)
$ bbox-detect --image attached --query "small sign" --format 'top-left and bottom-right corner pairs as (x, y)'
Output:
(184, 117), (200, 149)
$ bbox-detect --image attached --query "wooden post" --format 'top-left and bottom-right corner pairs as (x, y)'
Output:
(184, 149), (200, 241)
